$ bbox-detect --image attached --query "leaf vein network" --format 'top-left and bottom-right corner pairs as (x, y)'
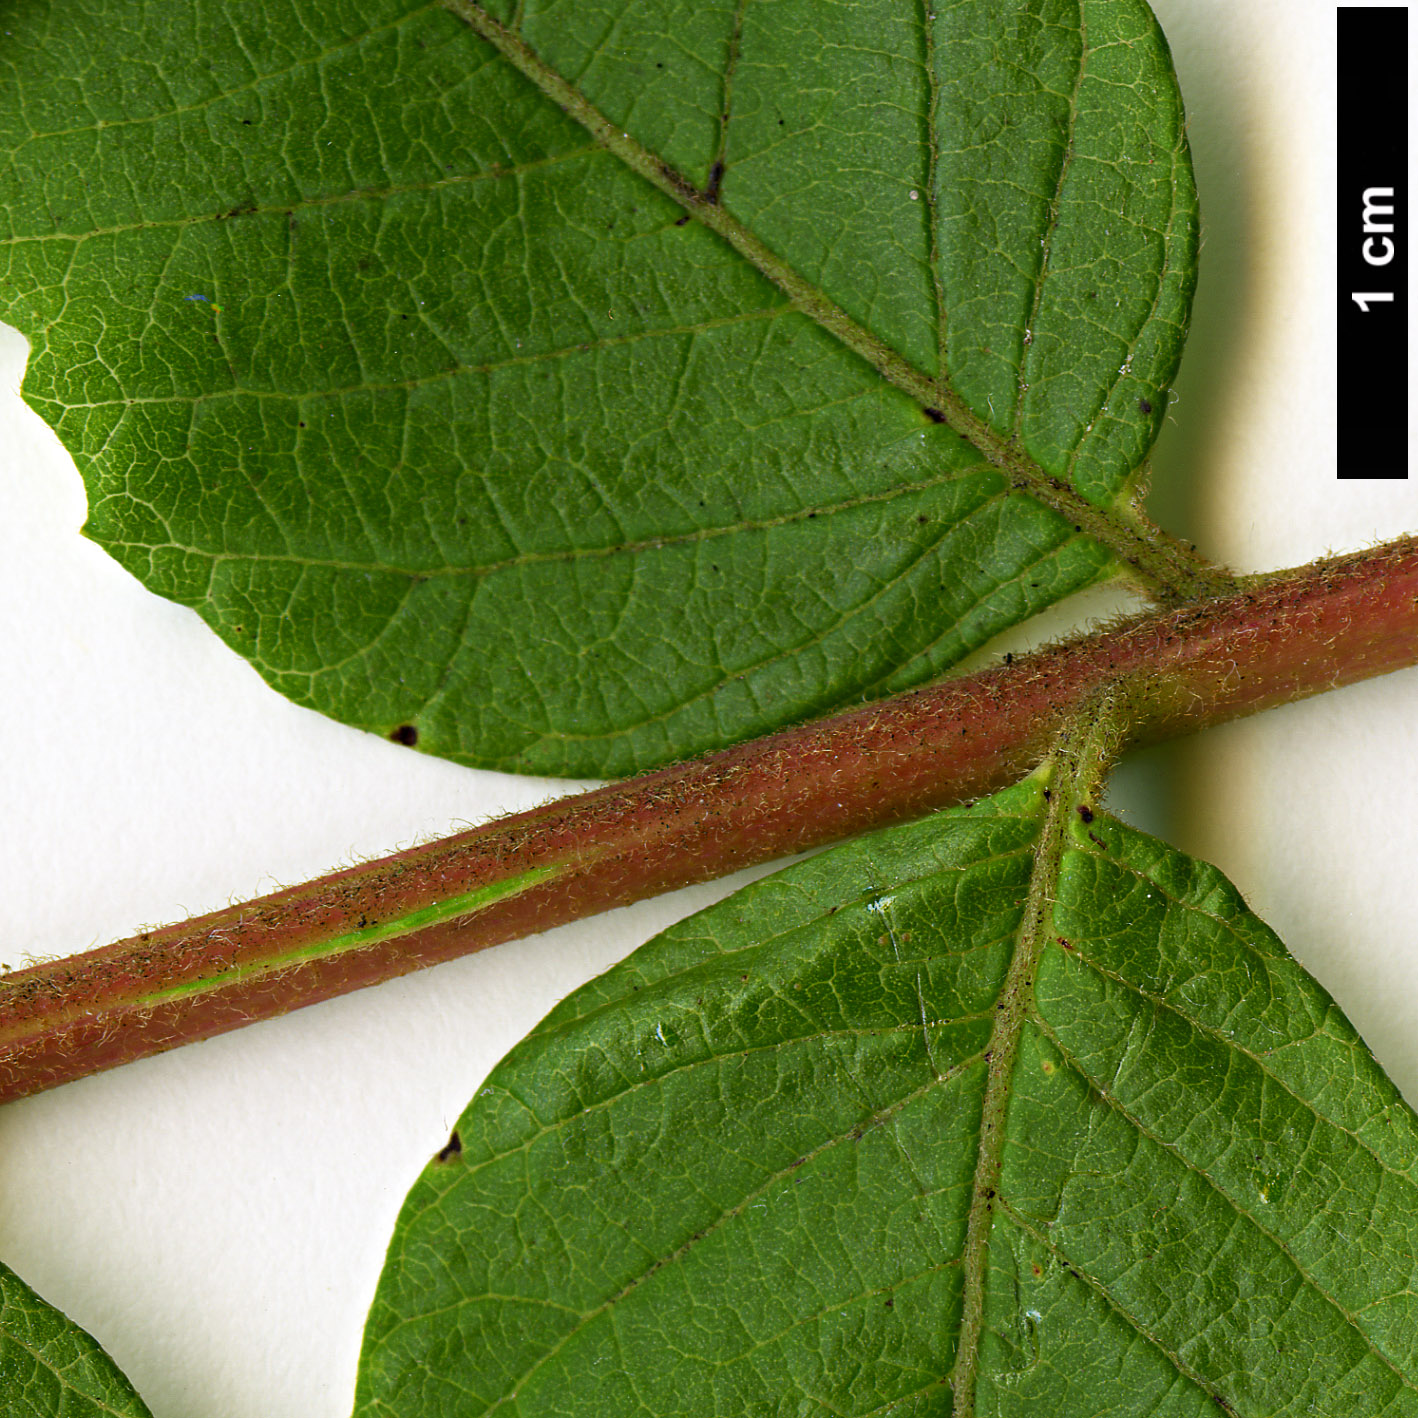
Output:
(425, 486), (1029, 745)
(1026, 1012), (1413, 1384)
(122, 459), (990, 584)
(412, 1016), (997, 1220)
(1062, 938), (1416, 1186)
(1010, 9), (1089, 439)
(992, 1197), (1233, 1409)
(4, 2), (441, 150)
(0, 144), (603, 249)
(467, 1050), (986, 1412)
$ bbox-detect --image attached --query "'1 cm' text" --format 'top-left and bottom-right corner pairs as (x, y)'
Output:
(1352, 187), (1397, 313)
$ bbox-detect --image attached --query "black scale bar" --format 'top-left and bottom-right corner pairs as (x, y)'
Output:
(1337, 6), (1409, 478)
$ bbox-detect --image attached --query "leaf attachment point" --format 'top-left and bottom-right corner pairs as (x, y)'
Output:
(1, 0), (1229, 776)
(355, 736), (1418, 1414)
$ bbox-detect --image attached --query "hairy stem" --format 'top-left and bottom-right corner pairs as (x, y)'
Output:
(2, 536), (1414, 1104)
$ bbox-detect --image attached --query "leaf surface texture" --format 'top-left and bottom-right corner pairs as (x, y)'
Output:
(0, 0), (1197, 774)
(356, 773), (1418, 1416)
(0, 1262), (152, 1418)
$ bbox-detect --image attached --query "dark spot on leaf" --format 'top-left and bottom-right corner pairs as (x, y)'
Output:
(1004, 652), (1013, 665)
(674, 213), (692, 227)
(241, 118), (252, 125)
(923, 407), (946, 423)
(390, 724), (419, 746)
(704, 159), (725, 204)
(1077, 805), (1094, 824)
(883, 1297), (894, 1308)
(917, 514), (929, 524)
(435, 1130), (462, 1163)
(1139, 397), (1153, 414)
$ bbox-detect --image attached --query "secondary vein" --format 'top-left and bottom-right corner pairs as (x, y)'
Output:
(918, 0), (949, 408)
(1011, 12), (1088, 438)
(441, 0), (940, 409)
(708, 0), (751, 199)
(1028, 1012), (1415, 1386)
(438, 0), (1234, 603)
(479, 1049), (985, 1413)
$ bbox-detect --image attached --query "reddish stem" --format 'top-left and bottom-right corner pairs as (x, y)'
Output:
(3, 537), (1415, 1104)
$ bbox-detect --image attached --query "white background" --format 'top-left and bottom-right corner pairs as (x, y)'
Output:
(1, 2), (1415, 1414)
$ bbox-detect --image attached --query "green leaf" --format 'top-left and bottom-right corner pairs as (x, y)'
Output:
(0, 1262), (152, 1418)
(354, 758), (1418, 1415)
(0, 0), (1200, 776)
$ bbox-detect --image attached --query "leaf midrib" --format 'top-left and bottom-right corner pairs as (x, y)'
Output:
(441, 0), (1231, 603)
(525, 827), (1042, 1044)
(947, 719), (1106, 1417)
